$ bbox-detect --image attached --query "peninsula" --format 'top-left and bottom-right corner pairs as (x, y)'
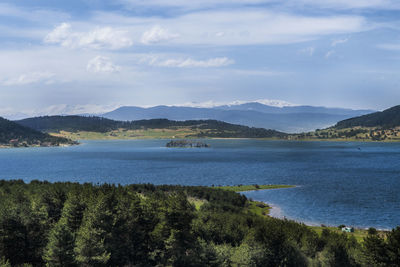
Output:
(0, 117), (76, 148)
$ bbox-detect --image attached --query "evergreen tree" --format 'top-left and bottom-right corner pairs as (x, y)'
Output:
(61, 189), (86, 232)
(74, 191), (113, 266)
(43, 220), (76, 266)
(163, 193), (198, 266)
(362, 233), (388, 266)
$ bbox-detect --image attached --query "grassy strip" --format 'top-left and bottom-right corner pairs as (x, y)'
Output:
(216, 184), (294, 219)
(310, 226), (375, 243)
(50, 128), (203, 140)
(217, 184), (295, 192)
(246, 200), (271, 218)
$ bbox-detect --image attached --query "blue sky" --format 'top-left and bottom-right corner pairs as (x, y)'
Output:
(1, 0), (400, 116)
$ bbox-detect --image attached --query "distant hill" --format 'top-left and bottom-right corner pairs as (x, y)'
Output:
(287, 105), (400, 142)
(16, 116), (287, 139)
(17, 116), (121, 133)
(335, 105), (400, 129)
(101, 103), (373, 133)
(0, 117), (73, 147)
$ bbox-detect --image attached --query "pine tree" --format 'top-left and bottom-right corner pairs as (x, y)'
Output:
(61, 190), (86, 232)
(43, 220), (76, 266)
(74, 191), (113, 266)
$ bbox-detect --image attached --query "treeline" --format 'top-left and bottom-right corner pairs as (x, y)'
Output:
(0, 117), (73, 146)
(16, 116), (121, 133)
(16, 116), (287, 138)
(0, 180), (399, 266)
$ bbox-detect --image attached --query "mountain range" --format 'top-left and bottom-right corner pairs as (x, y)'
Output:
(101, 102), (374, 133)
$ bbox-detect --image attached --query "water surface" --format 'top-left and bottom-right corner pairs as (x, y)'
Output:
(1, 139), (399, 229)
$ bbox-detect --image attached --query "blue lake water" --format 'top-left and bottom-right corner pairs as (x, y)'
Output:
(1, 139), (400, 229)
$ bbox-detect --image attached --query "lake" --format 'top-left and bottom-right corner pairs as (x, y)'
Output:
(1, 139), (400, 229)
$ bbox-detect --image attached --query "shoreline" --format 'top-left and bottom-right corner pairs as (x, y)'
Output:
(0, 142), (79, 149)
(264, 199), (392, 231)
(239, 185), (392, 232)
(53, 135), (400, 143)
(266, 202), (391, 233)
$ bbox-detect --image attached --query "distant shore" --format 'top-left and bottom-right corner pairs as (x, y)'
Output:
(0, 142), (79, 149)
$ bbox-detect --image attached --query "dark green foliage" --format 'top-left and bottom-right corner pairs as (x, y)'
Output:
(0, 180), (395, 266)
(360, 226), (400, 266)
(16, 115), (288, 138)
(0, 117), (72, 146)
(43, 220), (76, 266)
(0, 215), (27, 265)
(17, 116), (120, 133)
(336, 105), (400, 129)
(362, 233), (388, 266)
(318, 229), (360, 267)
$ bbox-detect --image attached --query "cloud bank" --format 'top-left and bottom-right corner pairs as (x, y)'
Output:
(44, 23), (133, 50)
(87, 56), (121, 73)
(141, 25), (179, 44)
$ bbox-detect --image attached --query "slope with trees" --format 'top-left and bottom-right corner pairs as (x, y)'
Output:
(335, 105), (400, 129)
(290, 105), (400, 142)
(0, 180), (397, 266)
(0, 117), (75, 147)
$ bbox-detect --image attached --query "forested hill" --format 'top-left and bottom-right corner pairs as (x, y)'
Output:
(0, 117), (73, 147)
(0, 180), (396, 266)
(16, 116), (288, 138)
(17, 115), (121, 133)
(335, 105), (400, 129)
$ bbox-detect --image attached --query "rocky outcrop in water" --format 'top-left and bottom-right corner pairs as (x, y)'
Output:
(166, 140), (209, 148)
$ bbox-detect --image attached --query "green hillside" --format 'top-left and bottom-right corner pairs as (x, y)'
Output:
(0, 180), (392, 266)
(16, 116), (288, 139)
(335, 105), (400, 129)
(287, 105), (400, 142)
(0, 117), (75, 147)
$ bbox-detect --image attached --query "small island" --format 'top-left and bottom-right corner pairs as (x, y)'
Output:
(166, 140), (210, 148)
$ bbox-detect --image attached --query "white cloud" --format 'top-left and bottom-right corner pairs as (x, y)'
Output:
(143, 56), (234, 68)
(44, 23), (71, 44)
(44, 23), (133, 50)
(87, 56), (121, 73)
(331, 37), (349, 46)
(325, 50), (335, 58)
(2, 71), (55, 86)
(0, 104), (122, 119)
(141, 25), (180, 44)
(38, 104), (121, 115)
(299, 47), (315, 56)
(93, 10), (368, 46)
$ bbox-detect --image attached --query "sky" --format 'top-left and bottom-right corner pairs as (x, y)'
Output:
(1, 0), (400, 116)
